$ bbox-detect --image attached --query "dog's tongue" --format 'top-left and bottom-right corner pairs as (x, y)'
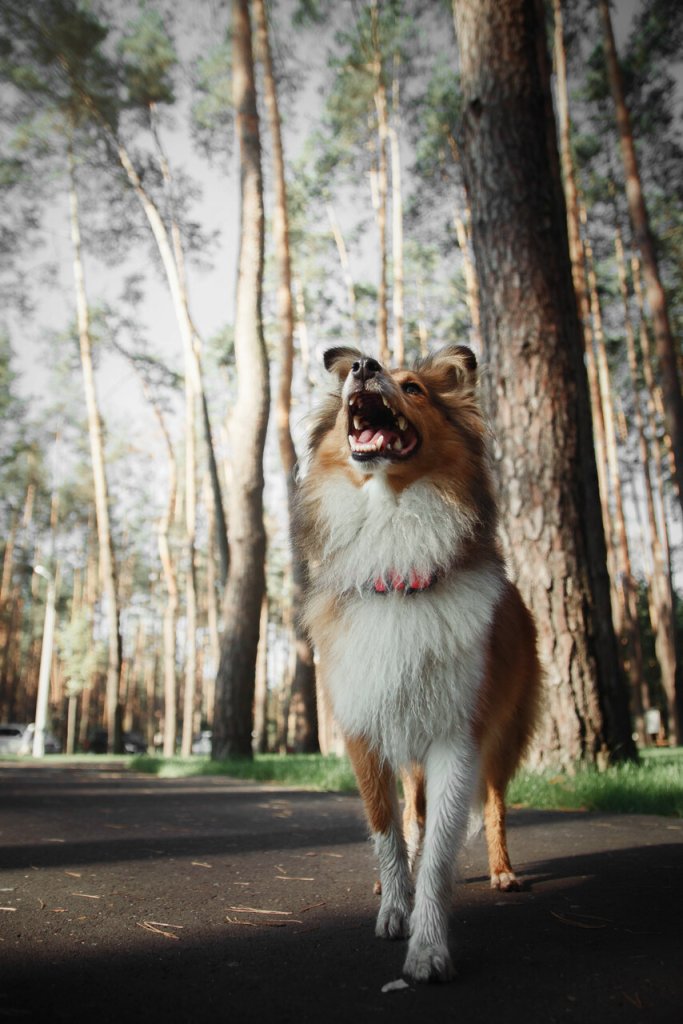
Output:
(358, 428), (378, 444)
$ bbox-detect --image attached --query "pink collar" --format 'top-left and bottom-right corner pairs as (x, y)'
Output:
(372, 570), (436, 594)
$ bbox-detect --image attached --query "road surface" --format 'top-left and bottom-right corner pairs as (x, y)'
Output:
(1, 760), (681, 1022)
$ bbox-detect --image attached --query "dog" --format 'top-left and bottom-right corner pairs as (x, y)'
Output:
(295, 345), (541, 982)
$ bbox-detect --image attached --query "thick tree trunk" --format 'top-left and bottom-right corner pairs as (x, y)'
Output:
(451, 0), (635, 765)
(213, 0), (269, 760)
(254, 0), (318, 753)
(67, 146), (122, 754)
(598, 0), (683, 512)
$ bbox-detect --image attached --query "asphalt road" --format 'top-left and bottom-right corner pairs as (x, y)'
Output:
(0, 760), (681, 1023)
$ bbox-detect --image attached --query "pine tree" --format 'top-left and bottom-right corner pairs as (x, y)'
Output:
(452, 0), (635, 765)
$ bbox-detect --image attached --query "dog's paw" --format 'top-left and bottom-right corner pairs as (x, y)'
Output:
(403, 940), (454, 983)
(375, 899), (411, 940)
(490, 870), (521, 892)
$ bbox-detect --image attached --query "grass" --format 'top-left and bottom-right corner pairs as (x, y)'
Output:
(129, 747), (683, 817)
(129, 752), (359, 791)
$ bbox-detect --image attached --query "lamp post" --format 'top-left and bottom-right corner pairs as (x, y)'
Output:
(33, 565), (56, 758)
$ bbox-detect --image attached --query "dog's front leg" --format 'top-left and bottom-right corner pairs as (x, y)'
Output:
(404, 738), (479, 983)
(345, 735), (413, 939)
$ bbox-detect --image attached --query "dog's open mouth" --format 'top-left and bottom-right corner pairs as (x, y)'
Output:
(347, 391), (420, 461)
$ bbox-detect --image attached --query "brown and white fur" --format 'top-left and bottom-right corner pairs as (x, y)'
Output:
(295, 345), (541, 983)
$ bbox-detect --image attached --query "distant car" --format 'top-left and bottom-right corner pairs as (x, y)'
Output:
(0, 723), (62, 755)
(0, 724), (27, 754)
(84, 729), (147, 754)
(123, 732), (147, 754)
(18, 723), (62, 754)
(192, 730), (212, 755)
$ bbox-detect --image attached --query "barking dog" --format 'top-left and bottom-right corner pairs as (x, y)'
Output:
(295, 345), (541, 982)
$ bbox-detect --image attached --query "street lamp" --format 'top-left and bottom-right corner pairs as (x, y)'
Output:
(32, 565), (56, 758)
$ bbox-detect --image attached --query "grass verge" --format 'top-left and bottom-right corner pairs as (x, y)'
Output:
(129, 747), (683, 816)
(129, 752), (359, 791)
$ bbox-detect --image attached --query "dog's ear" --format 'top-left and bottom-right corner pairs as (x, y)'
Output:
(323, 346), (362, 382)
(428, 345), (478, 390)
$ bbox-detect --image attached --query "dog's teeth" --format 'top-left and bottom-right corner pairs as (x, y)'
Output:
(349, 396), (356, 407)
(394, 437), (403, 451)
(348, 434), (355, 448)
(353, 416), (363, 430)
(377, 434), (384, 449)
(398, 415), (407, 430)
(386, 441), (393, 450)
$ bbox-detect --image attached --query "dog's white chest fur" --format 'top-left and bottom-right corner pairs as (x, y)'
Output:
(311, 470), (504, 766)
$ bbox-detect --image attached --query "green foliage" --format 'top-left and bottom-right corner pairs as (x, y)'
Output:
(56, 610), (105, 697)
(0, 0), (120, 131)
(190, 41), (233, 165)
(508, 752), (683, 817)
(130, 753), (359, 790)
(118, 6), (177, 108)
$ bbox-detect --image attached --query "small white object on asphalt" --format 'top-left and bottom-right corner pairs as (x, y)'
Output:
(381, 979), (410, 993)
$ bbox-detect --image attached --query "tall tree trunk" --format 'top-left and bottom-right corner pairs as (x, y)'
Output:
(451, 0), (635, 765)
(151, 398), (179, 758)
(598, 0), (683, 512)
(326, 205), (359, 343)
(446, 133), (481, 349)
(553, 0), (619, 634)
(388, 60), (404, 365)
(371, 3), (390, 366)
(252, 594), (269, 754)
(584, 224), (645, 741)
(213, 0), (269, 760)
(615, 226), (675, 738)
(148, 103), (230, 587)
(628, 254), (681, 743)
(254, 0), (318, 753)
(67, 143), (122, 754)
(631, 254), (678, 507)
(181, 373), (198, 757)
(203, 473), (220, 723)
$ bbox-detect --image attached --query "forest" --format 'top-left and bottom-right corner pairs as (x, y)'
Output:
(0, 0), (681, 766)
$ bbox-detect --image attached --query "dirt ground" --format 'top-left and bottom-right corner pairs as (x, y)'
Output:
(1, 759), (681, 1023)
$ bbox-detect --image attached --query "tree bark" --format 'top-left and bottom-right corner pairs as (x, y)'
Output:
(371, 2), (390, 366)
(213, 0), (269, 760)
(598, 0), (683, 513)
(388, 60), (404, 365)
(67, 143), (122, 754)
(451, 0), (635, 765)
(253, 0), (318, 753)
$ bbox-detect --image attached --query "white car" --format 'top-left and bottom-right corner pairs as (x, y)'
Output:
(0, 723), (27, 754)
(0, 723), (62, 755)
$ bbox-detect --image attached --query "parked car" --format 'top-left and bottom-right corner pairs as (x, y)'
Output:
(84, 729), (147, 754)
(0, 723), (27, 754)
(0, 723), (61, 755)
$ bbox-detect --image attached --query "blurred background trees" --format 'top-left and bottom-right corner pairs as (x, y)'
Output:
(0, 0), (681, 763)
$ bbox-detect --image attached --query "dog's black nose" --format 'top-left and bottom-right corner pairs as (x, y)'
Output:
(351, 357), (382, 382)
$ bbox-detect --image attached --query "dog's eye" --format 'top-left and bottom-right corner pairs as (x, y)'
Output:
(402, 381), (423, 396)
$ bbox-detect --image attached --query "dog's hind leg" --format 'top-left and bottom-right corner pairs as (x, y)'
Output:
(346, 734), (413, 940)
(484, 778), (520, 891)
(404, 738), (479, 983)
(401, 764), (426, 874)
